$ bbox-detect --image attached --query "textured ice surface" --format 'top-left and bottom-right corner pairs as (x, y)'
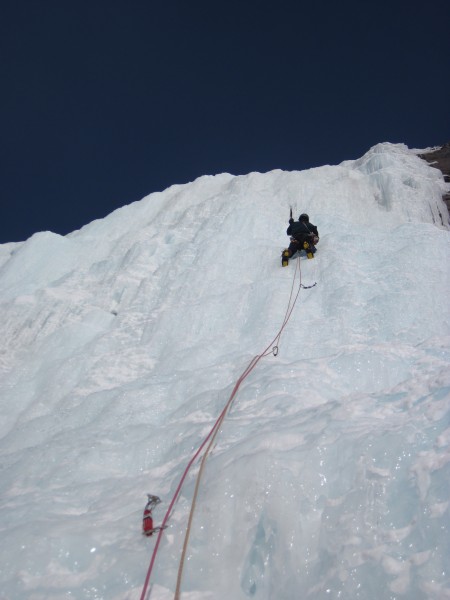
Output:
(0, 143), (449, 599)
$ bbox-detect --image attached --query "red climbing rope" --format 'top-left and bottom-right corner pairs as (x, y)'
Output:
(139, 256), (305, 600)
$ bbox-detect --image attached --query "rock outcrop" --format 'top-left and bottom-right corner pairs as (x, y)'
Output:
(418, 143), (450, 212)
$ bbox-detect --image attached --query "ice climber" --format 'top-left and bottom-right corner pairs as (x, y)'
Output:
(281, 213), (319, 266)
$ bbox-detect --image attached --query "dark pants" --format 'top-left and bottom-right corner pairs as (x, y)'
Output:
(285, 236), (316, 257)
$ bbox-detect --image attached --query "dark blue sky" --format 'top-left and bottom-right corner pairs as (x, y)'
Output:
(1, 0), (449, 243)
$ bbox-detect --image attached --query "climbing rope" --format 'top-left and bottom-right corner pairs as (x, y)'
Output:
(140, 255), (308, 600)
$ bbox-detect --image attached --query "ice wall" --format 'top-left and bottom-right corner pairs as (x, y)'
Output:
(0, 143), (449, 599)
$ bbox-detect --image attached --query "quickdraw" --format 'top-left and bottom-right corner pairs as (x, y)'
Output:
(301, 282), (317, 289)
(142, 495), (162, 537)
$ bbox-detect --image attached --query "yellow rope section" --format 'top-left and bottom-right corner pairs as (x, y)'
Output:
(174, 400), (228, 599)
(173, 257), (304, 599)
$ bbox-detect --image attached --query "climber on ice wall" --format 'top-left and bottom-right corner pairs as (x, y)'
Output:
(281, 212), (319, 266)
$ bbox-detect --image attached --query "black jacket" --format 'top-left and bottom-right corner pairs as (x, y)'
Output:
(287, 220), (318, 240)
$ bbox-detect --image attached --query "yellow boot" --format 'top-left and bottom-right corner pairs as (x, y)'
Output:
(303, 241), (314, 259)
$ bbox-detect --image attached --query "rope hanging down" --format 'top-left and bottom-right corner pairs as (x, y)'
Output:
(174, 259), (304, 598)
(140, 256), (309, 600)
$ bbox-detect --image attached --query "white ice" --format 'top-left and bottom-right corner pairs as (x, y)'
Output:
(0, 142), (449, 599)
